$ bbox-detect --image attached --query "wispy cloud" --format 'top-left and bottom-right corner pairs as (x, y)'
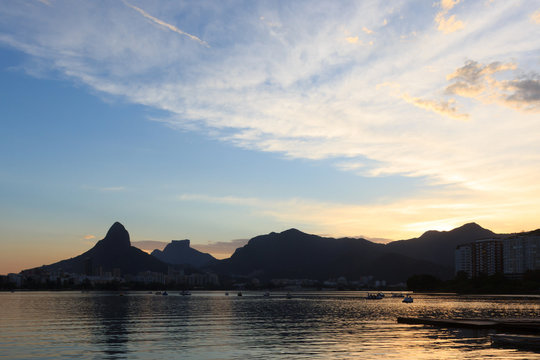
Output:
(532, 10), (540, 24)
(100, 186), (126, 192)
(362, 26), (373, 35)
(402, 93), (469, 120)
(1, 1), (540, 236)
(446, 60), (540, 112)
(81, 185), (127, 192)
(176, 190), (540, 240)
(83, 235), (95, 240)
(434, 0), (465, 34)
(131, 240), (168, 253)
(194, 239), (249, 259)
(122, 0), (209, 47)
(178, 193), (261, 207)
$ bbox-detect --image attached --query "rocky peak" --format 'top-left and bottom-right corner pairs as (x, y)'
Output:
(102, 222), (131, 249)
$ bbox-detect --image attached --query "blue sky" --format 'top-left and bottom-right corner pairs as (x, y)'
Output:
(1, 0), (539, 273)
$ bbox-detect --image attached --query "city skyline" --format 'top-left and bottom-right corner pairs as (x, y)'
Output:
(1, 1), (540, 274)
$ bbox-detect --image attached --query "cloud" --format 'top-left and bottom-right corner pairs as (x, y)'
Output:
(346, 36), (359, 44)
(1, 1), (540, 236)
(532, 10), (540, 24)
(193, 239), (249, 259)
(435, 0), (465, 33)
(131, 240), (168, 253)
(100, 186), (126, 192)
(446, 60), (540, 112)
(178, 193), (261, 207)
(83, 235), (96, 240)
(362, 26), (373, 35)
(402, 93), (469, 120)
(80, 185), (127, 193)
(175, 188), (540, 240)
(122, 0), (209, 47)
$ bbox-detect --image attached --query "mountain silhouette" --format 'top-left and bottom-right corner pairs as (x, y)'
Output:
(211, 228), (451, 283)
(151, 239), (216, 267)
(30, 222), (168, 275)
(384, 222), (495, 269)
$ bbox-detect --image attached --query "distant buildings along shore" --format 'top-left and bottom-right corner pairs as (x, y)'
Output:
(455, 234), (540, 278)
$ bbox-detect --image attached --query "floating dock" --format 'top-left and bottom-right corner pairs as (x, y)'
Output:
(397, 317), (540, 333)
(491, 334), (540, 351)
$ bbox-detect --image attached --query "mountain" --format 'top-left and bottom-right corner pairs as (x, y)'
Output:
(151, 240), (216, 267)
(27, 222), (168, 275)
(384, 222), (496, 269)
(211, 228), (451, 283)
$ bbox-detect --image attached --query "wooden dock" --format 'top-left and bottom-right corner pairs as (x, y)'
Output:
(491, 334), (540, 350)
(397, 317), (540, 333)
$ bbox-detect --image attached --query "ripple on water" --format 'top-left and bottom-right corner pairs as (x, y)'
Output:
(0, 291), (538, 359)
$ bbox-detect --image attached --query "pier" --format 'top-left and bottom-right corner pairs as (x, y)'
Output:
(397, 317), (540, 333)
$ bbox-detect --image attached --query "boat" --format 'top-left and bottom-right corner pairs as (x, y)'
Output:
(263, 291), (270, 297)
(154, 291), (162, 295)
(391, 293), (404, 298)
(225, 292), (229, 296)
(180, 290), (191, 296)
(286, 292), (292, 299)
(402, 295), (413, 303)
(366, 293), (383, 300)
(237, 291), (242, 296)
(162, 291), (168, 296)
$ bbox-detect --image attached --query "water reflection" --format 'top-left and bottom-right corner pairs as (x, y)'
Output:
(0, 291), (538, 359)
(88, 294), (131, 358)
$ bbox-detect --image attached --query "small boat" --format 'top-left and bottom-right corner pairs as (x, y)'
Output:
(154, 291), (162, 295)
(225, 292), (229, 296)
(263, 291), (270, 297)
(162, 291), (168, 296)
(366, 293), (383, 300)
(402, 295), (413, 303)
(180, 290), (191, 296)
(237, 291), (243, 296)
(391, 293), (404, 298)
(286, 292), (292, 299)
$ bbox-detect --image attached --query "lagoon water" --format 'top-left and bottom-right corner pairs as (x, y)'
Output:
(1, 291), (539, 359)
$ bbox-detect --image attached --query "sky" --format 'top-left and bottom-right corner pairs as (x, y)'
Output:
(1, 0), (539, 274)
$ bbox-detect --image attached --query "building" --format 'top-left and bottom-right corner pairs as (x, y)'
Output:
(455, 243), (472, 277)
(503, 235), (540, 276)
(473, 239), (504, 277)
(455, 238), (503, 278)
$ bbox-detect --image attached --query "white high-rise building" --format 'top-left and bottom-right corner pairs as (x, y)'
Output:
(503, 235), (540, 275)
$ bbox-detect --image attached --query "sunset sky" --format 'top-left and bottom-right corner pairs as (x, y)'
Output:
(1, 0), (539, 274)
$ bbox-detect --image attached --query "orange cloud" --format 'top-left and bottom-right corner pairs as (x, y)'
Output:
(435, 0), (465, 34)
(402, 93), (469, 120)
(83, 235), (96, 240)
(532, 10), (540, 24)
(446, 60), (539, 112)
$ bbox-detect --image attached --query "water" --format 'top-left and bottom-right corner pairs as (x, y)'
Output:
(1, 291), (539, 359)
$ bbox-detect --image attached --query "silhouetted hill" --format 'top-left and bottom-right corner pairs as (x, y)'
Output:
(211, 228), (450, 283)
(384, 223), (496, 269)
(151, 240), (216, 267)
(28, 222), (168, 275)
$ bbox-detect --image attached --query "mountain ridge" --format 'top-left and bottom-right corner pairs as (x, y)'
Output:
(25, 222), (168, 275)
(151, 239), (216, 267)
